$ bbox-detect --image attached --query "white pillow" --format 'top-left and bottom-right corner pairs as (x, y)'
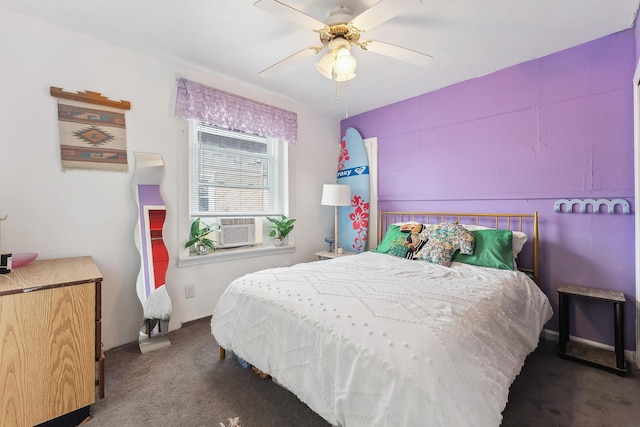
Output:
(461, 224), (528, 258)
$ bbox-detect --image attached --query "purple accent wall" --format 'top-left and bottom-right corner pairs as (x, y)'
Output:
(342, 30), (637, 350)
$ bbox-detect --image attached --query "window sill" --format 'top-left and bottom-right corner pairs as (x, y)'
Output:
(177, 244), (296, 267)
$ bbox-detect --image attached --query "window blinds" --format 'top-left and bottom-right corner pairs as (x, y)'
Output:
(189, 122), (287, 217)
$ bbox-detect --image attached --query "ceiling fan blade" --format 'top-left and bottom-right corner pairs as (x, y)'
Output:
(254, 0), (327, 32)
(259, 47), (319, 78)
(350, 0), (419, 32)
(361, 40), (433, 68)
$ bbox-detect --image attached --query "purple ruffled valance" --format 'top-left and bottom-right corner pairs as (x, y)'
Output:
(175, 77), (297, 143)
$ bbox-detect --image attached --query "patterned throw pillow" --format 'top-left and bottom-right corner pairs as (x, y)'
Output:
(400, 223), (429, 259)
(388, 236), (410, 258)
(417, 222), (475, 267)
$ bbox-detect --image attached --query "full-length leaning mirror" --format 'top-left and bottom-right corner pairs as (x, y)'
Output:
(133, 152), (172, 353)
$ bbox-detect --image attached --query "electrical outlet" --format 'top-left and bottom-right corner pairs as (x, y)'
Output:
(185, 284), (195, 299)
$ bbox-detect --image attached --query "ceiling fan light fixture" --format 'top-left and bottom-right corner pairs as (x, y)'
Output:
(334, 47), (357, 75)
(334, 72), (356, 82)
(314, 52), (335, 79)
(255, 0), (434, 87)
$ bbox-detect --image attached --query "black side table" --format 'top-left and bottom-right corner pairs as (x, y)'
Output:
(557, 284), (627, 376)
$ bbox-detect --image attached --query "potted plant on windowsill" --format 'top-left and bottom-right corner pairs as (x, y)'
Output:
(185, 218), (221, 255)
(266, 215), (296, 246)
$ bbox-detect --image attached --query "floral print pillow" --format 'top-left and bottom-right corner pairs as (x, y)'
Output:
(417, 222), (475, 267)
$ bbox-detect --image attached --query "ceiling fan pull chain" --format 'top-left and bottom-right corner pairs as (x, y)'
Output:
(333, 79), (350, 117)
(344, 80), (350, 118)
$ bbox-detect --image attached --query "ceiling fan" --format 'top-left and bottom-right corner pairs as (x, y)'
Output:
(254, 0), (433, 82)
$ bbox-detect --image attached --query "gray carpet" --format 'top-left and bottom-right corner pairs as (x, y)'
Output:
(87, 317), (640, 427)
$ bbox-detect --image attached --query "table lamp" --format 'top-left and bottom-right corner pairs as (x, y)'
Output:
(321, 184), (351, 252)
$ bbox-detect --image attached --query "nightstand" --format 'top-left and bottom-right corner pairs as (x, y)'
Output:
(557, 283), (627, 376)
(315, 250), (356, 260)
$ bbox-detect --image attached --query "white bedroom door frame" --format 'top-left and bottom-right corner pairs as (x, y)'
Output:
(632, 62), (640, 368)
(364, 137), (378, 251)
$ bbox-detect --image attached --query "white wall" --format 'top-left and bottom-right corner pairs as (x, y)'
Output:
(0, 8), (338, 350)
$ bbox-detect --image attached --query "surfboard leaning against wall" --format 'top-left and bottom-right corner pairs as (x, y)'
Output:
(337, 127), (370, 253)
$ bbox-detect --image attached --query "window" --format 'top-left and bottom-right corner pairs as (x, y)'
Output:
(187, 121), (289, 248)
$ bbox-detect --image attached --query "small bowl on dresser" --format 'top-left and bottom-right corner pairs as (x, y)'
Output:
(12, 253), (38, 269)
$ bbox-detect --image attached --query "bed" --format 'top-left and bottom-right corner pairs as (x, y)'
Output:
(211, 211), (553, 426)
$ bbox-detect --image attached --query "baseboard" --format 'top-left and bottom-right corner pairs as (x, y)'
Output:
(181, 315), (212, 328)
(542, 328), (636, 363)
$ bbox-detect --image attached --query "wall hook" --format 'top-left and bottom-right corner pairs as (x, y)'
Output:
(554, 199), (630, 214)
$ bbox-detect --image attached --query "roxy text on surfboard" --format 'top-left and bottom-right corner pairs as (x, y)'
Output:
(337, 165), (369, 178)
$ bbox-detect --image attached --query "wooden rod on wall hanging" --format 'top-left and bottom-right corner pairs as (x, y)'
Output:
(50, 87), (131, 110)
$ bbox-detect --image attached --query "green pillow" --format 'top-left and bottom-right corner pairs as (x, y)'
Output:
(452, 229), (514, 270)
(372, 224), (405, 254)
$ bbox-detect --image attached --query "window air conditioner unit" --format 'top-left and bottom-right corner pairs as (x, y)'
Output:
(219, 218), (256, 248)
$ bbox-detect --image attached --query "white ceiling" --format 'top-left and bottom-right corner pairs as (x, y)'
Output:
(1, 0), (639, 120)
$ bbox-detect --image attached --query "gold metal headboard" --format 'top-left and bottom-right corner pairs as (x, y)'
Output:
(378, 211), (539, 283)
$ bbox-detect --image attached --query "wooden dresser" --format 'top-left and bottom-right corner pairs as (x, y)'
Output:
(0, 256), (104, 427)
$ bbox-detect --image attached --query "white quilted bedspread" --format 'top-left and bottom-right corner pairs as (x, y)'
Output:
(211, 252), (552, 427)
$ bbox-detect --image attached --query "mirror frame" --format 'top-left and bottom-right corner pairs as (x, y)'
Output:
(133, 152), (171, 353)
